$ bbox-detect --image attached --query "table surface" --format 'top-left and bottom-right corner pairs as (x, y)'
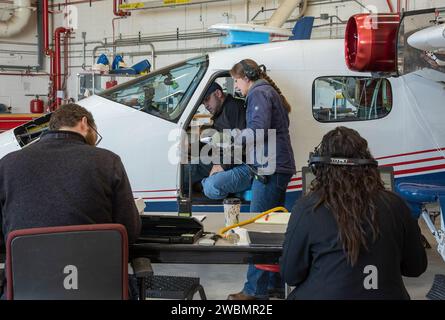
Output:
(131, 212), (287, 264)
(0, 213), (288, 265)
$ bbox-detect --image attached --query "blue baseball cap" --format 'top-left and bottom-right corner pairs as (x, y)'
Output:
(203, 82), (223, 100)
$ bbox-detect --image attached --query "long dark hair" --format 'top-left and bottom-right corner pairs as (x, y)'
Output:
(230, 59), (291, 113)
(310, 126), (384, 266)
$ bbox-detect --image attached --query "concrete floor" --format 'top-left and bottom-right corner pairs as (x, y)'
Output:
(153, 219), (445, 300)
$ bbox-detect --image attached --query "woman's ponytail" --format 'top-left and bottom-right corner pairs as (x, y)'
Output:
(261, 72), (292, 113)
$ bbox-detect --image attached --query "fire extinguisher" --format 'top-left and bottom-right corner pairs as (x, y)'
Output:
(106, 80), (118, 89)
(30, 95), (44, 113)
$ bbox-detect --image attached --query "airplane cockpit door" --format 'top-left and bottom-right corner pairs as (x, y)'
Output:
(178, 71), (246, 205)
(98, 56), (209, 210)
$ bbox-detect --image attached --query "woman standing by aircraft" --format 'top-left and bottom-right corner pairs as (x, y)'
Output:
(227, 59), (296, 300)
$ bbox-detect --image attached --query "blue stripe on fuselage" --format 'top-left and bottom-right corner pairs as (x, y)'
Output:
(144, 171), (445, 215)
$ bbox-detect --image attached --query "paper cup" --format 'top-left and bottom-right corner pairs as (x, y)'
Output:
(223, 198), (241, 227)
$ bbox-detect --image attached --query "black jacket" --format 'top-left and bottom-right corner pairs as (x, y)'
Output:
(211, 94), (246, 170)
(280, 190), (427, 300)
(0, 130), (141, 245)
(212, 94), (246, 132)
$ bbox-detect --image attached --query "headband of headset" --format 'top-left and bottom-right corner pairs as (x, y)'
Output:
(308, 140), (378, 168)
(308, 153), (378, 167)
(239, 60), (265, 80)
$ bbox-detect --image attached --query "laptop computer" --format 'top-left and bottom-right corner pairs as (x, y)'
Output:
(248, 231), (285, 247)
(301, 166), (395, 195)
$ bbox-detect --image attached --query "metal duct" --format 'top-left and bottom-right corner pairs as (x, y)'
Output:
(0, 0), (32, 38)
(266, 0), (308, 28)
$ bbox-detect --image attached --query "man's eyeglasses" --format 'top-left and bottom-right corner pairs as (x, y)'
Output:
(89, 125), (103, 146)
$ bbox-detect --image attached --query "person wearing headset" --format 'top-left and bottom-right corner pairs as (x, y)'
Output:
(227, 59), (296, 300)
(281, 126), (427, 299)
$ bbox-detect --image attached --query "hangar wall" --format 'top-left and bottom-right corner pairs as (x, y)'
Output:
(0, 0), (443, 112)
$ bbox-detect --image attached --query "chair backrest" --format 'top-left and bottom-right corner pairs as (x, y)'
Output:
(6, 224), (128, 300)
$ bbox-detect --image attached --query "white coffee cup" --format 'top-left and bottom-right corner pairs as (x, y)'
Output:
(223, 198), (241, 227)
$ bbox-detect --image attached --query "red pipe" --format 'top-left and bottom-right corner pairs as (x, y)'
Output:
(386, 0), (395, 13)
(113, 0), (130, 17)
(43, 0), (51, 55)
(397, 0), (400, 12)
(52, 27), (70, 110)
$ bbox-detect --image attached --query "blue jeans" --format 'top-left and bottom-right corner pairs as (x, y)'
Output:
(201, 165), (253, 200)
(242, 172), (292, 299)
(183, 162), (213, 193)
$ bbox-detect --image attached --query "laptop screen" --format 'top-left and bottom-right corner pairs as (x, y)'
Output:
(301, 166), (395, 195)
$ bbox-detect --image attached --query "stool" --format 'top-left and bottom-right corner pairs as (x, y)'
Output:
(255, 264), (280, 273)
(255, 264), (291, 299)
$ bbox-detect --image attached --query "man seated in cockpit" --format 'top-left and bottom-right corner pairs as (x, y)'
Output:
(183, 82), (251, 197)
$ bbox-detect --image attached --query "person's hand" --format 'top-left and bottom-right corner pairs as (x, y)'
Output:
(210, 165), (224, 176)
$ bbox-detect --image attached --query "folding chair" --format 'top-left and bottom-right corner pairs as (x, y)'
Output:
(5, 224), (150, 300)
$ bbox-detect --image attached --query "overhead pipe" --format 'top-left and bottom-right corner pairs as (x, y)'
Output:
(49, 0), (105, 7)
(0, 72), (49, 76)
(114, 31), (221, 45)
(123, 0), (231, 11)
(0, 0), (32, 38)
(114, 0), (130, 17)
(67, 46), (229, 67)
(266, 0), (308, 28)
(0, 39), (105, 47)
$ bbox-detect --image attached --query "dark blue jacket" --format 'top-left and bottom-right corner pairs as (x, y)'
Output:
(243, 79), (296, 175)
(281, 190), (427, 299)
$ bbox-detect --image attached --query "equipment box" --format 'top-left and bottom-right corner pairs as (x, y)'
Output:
(139, 215), (203, 244)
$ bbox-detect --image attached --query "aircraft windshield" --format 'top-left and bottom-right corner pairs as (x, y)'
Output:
(100, 56), (209, 122)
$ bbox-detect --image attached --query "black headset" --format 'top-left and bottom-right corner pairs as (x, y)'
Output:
(308, 143), (378, 174)
(239, 60), (266, 81)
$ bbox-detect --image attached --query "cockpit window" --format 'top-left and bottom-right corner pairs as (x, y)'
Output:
(100, 56), (209, 122)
